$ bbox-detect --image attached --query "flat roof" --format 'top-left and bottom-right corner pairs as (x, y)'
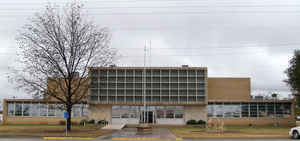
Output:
(3, 99), (87, 103)
(4, 99), (293, 103)
(89, 66), (207, 70)
(208, 100), (293, 103)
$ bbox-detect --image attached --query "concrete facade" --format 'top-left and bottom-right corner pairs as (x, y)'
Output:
(88, 104), (112, 123)
(184, 105), (207, 122)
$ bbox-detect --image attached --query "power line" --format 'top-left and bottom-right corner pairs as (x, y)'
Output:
(0, 10), (299, 17)
(0, 0), (296, 4)
(1, 4), (300, 10)
(115, 43), (300, 50)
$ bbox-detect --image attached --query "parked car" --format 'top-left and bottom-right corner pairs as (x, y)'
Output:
(289, 126), (300, 139)
(296, 116), (300, 121)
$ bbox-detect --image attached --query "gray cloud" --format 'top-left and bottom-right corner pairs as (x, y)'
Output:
(0, 0), (300, 100)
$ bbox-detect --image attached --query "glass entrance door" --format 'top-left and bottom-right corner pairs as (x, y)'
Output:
(139, 106), (157, 124)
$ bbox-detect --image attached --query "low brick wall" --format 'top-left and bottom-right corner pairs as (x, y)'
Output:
(3, 117), (87, 125)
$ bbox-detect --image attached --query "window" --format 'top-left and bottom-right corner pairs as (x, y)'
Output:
(250, 103), (257, 117)
(7, 102), (14, 116)
(241, 103), (249, 117)
(171, 77), (178, 83)
(156, 106), (165, 118)
(117, 70), (125, 76)
(108, 77), (116, 83)
(56, 104), (64, 117)
(112, 106), (121, 118)
(39, 103), (47, 117)
(90, 69), (98, 77)
(207, 104), (213, 117)
(179, 70), (187, 76)
(267, 103), (275, 116)
(166, 110), (174, 118)
(31, 102), (39, 117)
(174, 106), (184, 118)
(23, 102), (31, 116)
(99, 70), (107, 76)
(82, 104), (88, 117)
(162, 77), (169, 83)
(258, 103), (266, 117)
(223, 103), (241, 118)
(135, 77), (142, 83)
(214, 103), (223, 117)
(171, 70), (178, 76)
(90, 77), (98, 88)
(188, 70), (196, 76)
(135, 70), (143, 76)
(48, 103), (56, 116)
(72, 104), (81, 117)
(126, 70), (134, 76)
(162, 70), (169, 76)
(120, 106), (130, 118)
(15, 102), (22, 116)
(108, 70), (116, 76)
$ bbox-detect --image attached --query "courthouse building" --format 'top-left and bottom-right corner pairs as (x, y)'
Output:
(2, 66), (296, 126)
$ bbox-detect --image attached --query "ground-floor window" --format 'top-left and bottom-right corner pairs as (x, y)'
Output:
(207, 102), (291, 118)
(112, 105), (184, 124)
(6, 101), (88, 117)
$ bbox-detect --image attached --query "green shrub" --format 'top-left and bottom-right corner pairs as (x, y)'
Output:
(98, 120), (108, 125)
(198, 120), (206, 125)
(59, 120), (66, 125)
(80, 119), (88, 125)
(59, 120), (78, 125)
(88, 119), (95, 124)
(187, 120), (197, 125)
(71, 121), (78, 125)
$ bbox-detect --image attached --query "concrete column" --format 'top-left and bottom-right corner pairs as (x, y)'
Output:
(88, 104), (112, 123)
(184, 105), (207, 123)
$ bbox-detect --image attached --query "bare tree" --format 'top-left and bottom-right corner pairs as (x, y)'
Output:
(12, 2), (116, 131)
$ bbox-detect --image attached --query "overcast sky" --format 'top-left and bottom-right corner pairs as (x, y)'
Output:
(0, 0), (300, 99)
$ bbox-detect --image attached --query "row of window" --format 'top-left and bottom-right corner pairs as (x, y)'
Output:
(207, 102), (291, 118)
(91, 77), (205, 83)
(111, 106), (184, 119)
(90, 96), (205, 102)
(91, 83), (205, 89)
(91, 89), (206, 96)
(90, 69), (206, 77)
(7, 102), (88, 117)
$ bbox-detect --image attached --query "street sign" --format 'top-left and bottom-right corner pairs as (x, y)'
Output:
(64, 112), (68, 136)
(64, 112), (68, 119)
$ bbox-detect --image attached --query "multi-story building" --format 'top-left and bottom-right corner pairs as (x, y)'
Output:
(1, 66), (296, 126)
(88, 67), (207, 124)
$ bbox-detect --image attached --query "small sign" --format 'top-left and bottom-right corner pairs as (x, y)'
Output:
(64, 112), (69, 119)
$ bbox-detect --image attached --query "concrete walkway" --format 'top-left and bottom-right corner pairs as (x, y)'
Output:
(102, 124), (126, 130)
(98, 128), (179, 141)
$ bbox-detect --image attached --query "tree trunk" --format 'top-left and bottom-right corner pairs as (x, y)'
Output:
(67, 106), (72, 131)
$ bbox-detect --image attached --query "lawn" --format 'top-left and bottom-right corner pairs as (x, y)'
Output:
(0, 124), (112, 138)
(169, 125), (293, 139)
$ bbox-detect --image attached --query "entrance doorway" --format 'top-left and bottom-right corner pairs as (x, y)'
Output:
(140, 111), (156, 124)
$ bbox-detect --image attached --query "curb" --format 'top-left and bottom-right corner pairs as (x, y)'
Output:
(44, 137), (95, 140)
(111, 137), (182, 141)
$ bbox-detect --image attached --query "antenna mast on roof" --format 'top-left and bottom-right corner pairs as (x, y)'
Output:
(149, 40), (151, 67)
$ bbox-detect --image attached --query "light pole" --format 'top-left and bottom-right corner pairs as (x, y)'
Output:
(143, 42), (147, 124)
